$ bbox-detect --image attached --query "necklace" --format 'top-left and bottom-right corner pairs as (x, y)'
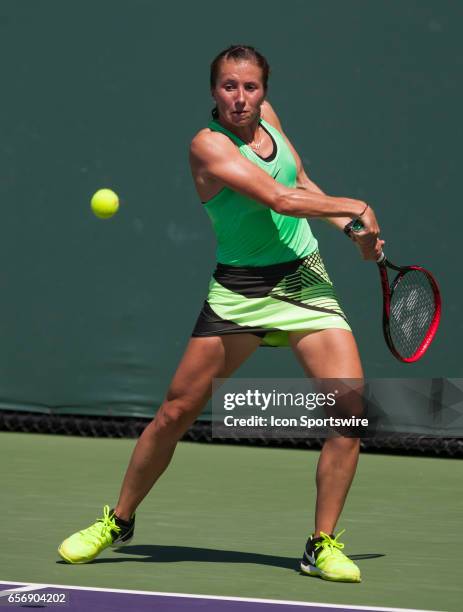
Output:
(249, 128), (263, 151)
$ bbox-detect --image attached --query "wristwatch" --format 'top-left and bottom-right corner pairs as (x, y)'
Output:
(343, 220), (356, 238)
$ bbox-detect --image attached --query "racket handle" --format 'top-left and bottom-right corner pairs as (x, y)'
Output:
(376, 251), (386, 264)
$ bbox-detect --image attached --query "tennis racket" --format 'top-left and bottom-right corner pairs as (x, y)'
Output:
(348, 220), (441, 363)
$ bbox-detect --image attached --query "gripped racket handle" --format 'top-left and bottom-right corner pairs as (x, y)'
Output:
(350, 218), (385, 264)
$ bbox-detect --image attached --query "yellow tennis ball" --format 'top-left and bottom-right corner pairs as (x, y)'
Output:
(91, 188), (119, 219)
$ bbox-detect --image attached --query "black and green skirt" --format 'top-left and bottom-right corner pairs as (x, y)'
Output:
(192, 250), (350, 347)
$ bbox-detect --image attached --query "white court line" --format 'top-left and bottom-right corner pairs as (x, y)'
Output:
(0, 584), (47, 598)
(0, 581), (441, 612)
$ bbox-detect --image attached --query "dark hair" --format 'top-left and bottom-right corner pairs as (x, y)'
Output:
(210, 45), (270, 119)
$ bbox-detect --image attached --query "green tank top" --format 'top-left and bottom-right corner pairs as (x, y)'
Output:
(203, 117), (318, 266)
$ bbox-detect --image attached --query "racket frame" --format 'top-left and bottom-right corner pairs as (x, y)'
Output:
(378, 257), (441, 363)
(347, 218), (441, 362)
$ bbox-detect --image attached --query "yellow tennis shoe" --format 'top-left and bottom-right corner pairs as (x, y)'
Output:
(300, 530), (361, 582)
(58, 505), (134, 564)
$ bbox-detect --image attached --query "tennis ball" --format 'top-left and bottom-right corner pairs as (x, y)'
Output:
(91, 188), (119, 219)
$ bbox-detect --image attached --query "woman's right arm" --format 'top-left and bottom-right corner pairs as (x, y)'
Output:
(189, 130), (379, 237)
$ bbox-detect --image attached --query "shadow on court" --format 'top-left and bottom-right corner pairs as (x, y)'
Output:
(56, 545), (385, 569)
(348, 554), (384, 561)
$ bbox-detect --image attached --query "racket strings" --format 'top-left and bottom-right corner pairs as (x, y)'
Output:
(389, 270), (436, 358)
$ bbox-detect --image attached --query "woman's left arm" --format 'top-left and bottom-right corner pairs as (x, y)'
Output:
(261, 100), (350, 231)
(261, 100), (385, 258)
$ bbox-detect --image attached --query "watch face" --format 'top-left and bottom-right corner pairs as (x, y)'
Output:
(344, 220), (355, 236)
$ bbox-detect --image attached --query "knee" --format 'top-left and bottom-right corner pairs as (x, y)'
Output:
(153, 392), (198, 434)
(333, 381), (365, 418)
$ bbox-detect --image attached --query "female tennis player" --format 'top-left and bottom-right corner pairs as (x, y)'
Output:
(58, 45), (384, 583)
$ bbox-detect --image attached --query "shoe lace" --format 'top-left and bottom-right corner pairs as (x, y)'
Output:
(315, 529), (347, 557)
(80, 505), (121, 545)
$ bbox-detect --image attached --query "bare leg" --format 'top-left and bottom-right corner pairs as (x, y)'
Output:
(114, 334), (261, 520)
(289, 329), (363, 537)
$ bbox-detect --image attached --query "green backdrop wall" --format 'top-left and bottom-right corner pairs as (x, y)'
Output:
(0, 0), (461, 417)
